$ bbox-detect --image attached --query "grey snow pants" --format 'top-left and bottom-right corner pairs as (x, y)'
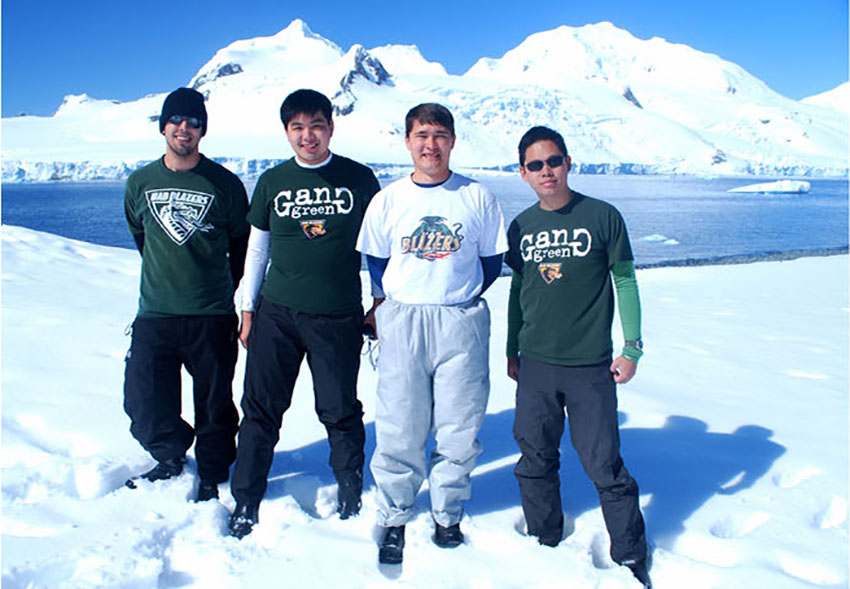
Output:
(371, 297), (491, 528)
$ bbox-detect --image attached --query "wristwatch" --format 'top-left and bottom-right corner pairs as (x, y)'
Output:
(625, 339), (643, 351)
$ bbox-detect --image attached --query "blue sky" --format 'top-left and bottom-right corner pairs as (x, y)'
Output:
(2, 0), (847, 117)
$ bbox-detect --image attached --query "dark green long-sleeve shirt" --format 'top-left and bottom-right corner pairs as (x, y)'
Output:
(505, 192), (642, 365)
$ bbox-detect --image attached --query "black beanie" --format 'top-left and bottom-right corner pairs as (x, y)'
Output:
(159, 88), (208, 136)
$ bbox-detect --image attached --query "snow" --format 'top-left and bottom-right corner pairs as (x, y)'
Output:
(802, 82), (850, 114)
(727, 180), (811, 194)
(369, 44), (448, 77)
(2, 20), (847, 181)
(2, 224), (847, 588)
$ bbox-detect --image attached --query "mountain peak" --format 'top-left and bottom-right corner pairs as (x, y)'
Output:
(188, 19), (343, 92)
(332, 45), (393, 116)
(802, 81), (849, 113)
(276, 18), (319, 41)
(464, 20), (774, 103)
(265, 19), (342, 53)
(53, 93), (118, 116)
(369, 44), (447, 77)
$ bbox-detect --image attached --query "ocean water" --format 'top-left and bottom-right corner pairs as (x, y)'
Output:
(486, 174), (849, 266)
(2, 175), (847, 267)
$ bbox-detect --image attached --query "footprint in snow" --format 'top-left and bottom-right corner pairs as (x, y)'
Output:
(776, 551), (843, 585)
(709, 511), (772, 538)
(771, 466), (821, 489)
(812, 495), (847, 529)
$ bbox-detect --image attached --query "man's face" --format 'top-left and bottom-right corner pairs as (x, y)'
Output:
(405, 121), (455, 182)
(163, 116), (202, 158)
(285, 111), (333, 165)
(520, 140), (571, 199)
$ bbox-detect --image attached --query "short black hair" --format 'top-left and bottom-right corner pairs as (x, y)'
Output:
(280, 89), (332, 128)
(518, 126), (569, 167)
(405, 103), (454, 136)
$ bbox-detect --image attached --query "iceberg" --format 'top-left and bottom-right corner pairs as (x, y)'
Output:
(728, 180), (811, 194)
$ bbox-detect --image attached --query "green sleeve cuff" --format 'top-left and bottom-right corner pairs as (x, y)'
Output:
(622, 344), (644, 363)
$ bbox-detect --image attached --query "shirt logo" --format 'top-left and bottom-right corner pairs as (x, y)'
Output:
(300, 219), (327, 239)
(520, 228), (591, 263)
(538, 263), (563, 283)
(145, 189), (215, 245)
(401, 216), (463, 261)
(274, 186), (353, 220)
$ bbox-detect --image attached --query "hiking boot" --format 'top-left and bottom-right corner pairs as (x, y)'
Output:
(536, 534), (561, 547)
(378, 525), (405, 564)
(125, 457), (185, 489)
(433, 521), (464, 548)
(336, 469), (363, 520)
(228, 503), (259, 539)
(622, 559), (652, 589)
(195, 480), (219, 502)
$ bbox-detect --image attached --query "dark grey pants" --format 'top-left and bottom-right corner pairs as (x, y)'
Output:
(231, 298), (365, 506)
(123, 314), (239, 483)
(513, 356), (647, 563)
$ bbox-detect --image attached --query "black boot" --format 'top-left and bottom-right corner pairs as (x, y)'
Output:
(228, 503), (259, 539)
(536, 534), (561, 547)
(336, 469), (363, 520)
(125, 456), (185, 489)
(622, 559), (652, 589)
(378, 525), (405, 564)
(433, 521), (464, 548)
(195, 480), (219, 502)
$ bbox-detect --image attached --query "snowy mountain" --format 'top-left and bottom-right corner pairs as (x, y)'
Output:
(2, 19), (847, 181)
(802, 81), (849, 114)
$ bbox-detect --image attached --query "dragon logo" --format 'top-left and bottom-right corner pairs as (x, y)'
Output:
(300, 219), (327, 239)
(538, 263), (563, 284)
(401, 216), (463, 261)
(146, 189), (215, 246)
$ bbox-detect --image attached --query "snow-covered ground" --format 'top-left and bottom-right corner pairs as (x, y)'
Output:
(2, 225), (847, 588)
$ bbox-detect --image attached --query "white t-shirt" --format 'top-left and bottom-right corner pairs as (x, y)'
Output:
(356, 173), (508, 305)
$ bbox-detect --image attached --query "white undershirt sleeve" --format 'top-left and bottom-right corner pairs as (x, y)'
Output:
(241, 226), (271, 312)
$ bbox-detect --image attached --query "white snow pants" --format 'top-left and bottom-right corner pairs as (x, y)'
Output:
(371, 297), (491, 528)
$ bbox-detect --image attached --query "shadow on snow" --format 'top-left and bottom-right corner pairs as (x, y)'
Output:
(256, 409), (785, 547)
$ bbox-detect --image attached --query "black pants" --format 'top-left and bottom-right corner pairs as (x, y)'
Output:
(123, 314), (239, 483)
(231, 298), (366, 505)
(513, 356), (647, 564)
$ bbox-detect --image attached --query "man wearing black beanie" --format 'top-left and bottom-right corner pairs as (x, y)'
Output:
(159, 87), (208, 137)
(123, 87), (250, 502)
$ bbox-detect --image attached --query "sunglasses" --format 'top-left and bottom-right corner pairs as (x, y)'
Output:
(167, 115), (203, 129)
(524, 155), (565, 172)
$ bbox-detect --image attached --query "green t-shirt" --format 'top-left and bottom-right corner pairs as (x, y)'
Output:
(505, 192), (634, 366)
(125, 155), (250, 317)
(248, 155), (380, 315)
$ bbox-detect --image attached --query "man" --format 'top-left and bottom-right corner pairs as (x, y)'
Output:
(228, 89), (380, 538)
(356, 103), (508, 564)
(124, 87), (249, 502)
(506, 126), (651, 588)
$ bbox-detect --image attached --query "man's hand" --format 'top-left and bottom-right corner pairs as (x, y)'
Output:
(239, 310), (253, 349)
(364, 297), (385, 340)
(507, 356), (519, 382)
(610, 355), (637, 384)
